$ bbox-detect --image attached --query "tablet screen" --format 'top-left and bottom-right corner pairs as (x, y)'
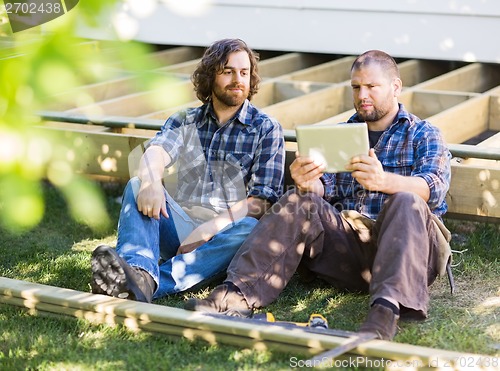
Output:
(295, 122), (369, 173)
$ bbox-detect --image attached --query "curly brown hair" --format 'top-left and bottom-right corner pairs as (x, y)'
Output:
(191, 38), (261, 104)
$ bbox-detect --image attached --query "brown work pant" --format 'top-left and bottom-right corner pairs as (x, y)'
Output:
(227, 190), (441, 319)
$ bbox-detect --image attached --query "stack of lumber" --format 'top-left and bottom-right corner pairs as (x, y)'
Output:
(0, 277), (496, 369)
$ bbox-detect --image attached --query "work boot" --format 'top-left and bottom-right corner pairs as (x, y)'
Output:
(91, 245), (155, 303)
(358, 304), (399, 340)
(184, 283), (253, 317)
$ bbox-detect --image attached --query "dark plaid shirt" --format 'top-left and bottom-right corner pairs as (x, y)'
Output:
(147, 100), (285, 213)
(321, 104), (451, 218)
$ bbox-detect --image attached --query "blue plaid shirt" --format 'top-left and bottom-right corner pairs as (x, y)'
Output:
(321, 104), (451, 218)
(147, 99), (285, 213)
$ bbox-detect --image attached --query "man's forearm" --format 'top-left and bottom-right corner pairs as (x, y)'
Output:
(138, 145), (171, 184)
(382, 173), (430, 202)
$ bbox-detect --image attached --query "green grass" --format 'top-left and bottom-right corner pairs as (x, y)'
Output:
(0, 182), (499, 370)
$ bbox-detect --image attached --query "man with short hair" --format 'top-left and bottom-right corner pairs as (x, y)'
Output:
(91, 38), (285, 302)
(185, 50), (451, 341)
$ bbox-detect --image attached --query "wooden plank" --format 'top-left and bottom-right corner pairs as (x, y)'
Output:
(427, 95), (490, 144)
(487, 85), (500, 96)
(157, 59), (200, 75)
(463, 95), (500, 170)
(417, 63), (500, 93)
(32, 124), (500, 220)
(48, 76), (150, 111)
(398, 90), (476, 119)
(64, 80), (195, 117)
(488, 95), (500, 131)
(314, 109), (354, 126)
(148, 46), (204, 67)
(0, 276), (496, 369)
(139, 101), (200, 120)
(477, 132), (500, 148)
(262, 84), (352, 129)
(0, 295), (312, 356)
(35, 126), (150, 180)
(47, 48), (203, 111)
(258, 53), (329, 79)
(283, 56), (354, 83)
(446, 163), (500, 220)
(40, 121), (111, 132)
(252, 81), (331, 108)
(398, 59), (465, 88)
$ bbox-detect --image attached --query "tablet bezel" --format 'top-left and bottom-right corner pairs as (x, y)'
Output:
(295, 122), (370, 173)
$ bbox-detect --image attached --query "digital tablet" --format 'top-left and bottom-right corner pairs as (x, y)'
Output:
(295, 122), (370, 173)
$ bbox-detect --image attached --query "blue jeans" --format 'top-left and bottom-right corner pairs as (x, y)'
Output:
(116, 177), (258, 299)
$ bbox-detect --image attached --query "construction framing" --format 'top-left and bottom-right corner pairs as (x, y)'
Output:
(0, 277), (496, 369)
(35, 44), (500, 221)
(2, 43), (500, 367)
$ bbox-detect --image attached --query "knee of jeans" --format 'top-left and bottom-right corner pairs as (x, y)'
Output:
(125, 176), (141, 199)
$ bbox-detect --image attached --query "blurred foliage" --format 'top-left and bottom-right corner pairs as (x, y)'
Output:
(0, 0), (176, 233)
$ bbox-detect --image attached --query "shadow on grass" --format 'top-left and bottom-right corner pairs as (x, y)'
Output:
(0, 181), (123, 292)
(0, 304), (293, 370)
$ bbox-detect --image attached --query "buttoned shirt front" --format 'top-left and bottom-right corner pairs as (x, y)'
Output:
(321, 103), (451, 219)
(147, 99), (285, 214)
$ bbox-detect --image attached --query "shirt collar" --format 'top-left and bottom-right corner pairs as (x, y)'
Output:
(198, 99), (252, 128)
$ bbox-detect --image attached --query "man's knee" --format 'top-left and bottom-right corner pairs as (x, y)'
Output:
(386, 192), (427, 210)
(274, 188), (325, 215)
(122, 176), (141, 201)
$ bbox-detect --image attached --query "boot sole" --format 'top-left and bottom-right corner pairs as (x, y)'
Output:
(90, 245), (150, 302)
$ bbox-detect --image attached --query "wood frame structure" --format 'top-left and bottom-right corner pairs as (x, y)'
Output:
(2, 42), (499, 367)
(35, 44), (500, 221)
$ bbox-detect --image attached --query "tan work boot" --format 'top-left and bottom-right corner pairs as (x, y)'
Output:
(184, 283), (253, 317)
(358, 304), (399, 340)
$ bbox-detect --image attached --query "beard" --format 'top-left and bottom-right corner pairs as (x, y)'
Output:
(213, 84), (249, 107)
(355, 99), (392, 123)
(356, 107), (385, 122)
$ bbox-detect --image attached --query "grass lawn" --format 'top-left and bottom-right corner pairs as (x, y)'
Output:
(0, 182), (499, 370)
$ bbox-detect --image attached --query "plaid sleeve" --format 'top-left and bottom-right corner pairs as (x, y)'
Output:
(146, 111), (187, 164)
(412, 125), (451, 211)
(320, 173), (337, 202)
(246, 118), (285, 203)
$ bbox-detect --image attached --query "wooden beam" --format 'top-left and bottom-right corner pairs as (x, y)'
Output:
(34, 126), (150, 180)
(428, 95), (490, 144)
(42, 121), (111, 132)
(282, 56), (354, 83)
(0, 277), (495, 369)
(64, 80), (196, 117)
(460, 96), (500, 167)
(417, 63), (500, 93)
(488, 94), (500, 131)
(446, 163), (500, 220)
(252, 80), (331, 109)
(139, 101), (200, 120)
(148, 46), (204, 67)
(262, 84), (352, 129)
(157, 59), (200, 75)
(33, 124), (500, 220)
(398, 90), (477, 120)
(258, 53), (329, 79)
(399, 59), (466, 88)
(47, 47), (204, 111)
